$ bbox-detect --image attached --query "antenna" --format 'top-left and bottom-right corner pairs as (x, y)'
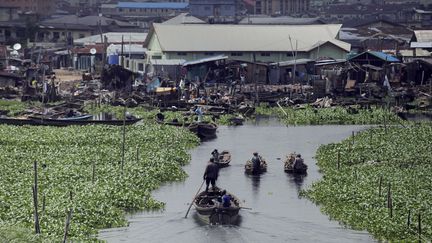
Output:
(13, 43), (22, 51)
(90, 48), (97, 55)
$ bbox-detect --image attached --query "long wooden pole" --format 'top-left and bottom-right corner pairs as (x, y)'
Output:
(62, 208), (73, 243)
(121, 105), (126, 171)
(184, 180), (205, 218)
(33, 161), (41, 234)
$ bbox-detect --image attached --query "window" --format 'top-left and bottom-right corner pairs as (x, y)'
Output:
(231, 52), (243, 56)
(126, 60), (129, 68)
(204, 52), (214, 56)
(79, 34), (85, 38)
(138, 63), (144, 71)
(204, 6), (211, 11)
(286, 52), (294, 57)
(260, 52), (270, 56)
(152, 55), (162, 59)
(177, 52), (187, 56)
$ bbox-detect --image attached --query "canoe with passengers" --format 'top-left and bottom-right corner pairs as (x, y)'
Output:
(193, 187), (241, 225)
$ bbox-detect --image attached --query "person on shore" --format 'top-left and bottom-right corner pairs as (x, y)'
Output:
(251, 152), (261, 174)
(293, 154), (306, 170)
(203, 158), (219, 192)
(195, 106), (203, 122)
(211, 149), (220, 163)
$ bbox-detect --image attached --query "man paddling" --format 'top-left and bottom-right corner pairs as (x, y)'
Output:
(203, 158), (219, 192)
(293, 154), (306, 170)
(251, 152), (261, 174)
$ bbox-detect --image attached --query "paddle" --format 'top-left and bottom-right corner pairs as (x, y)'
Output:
(184, 180), (205, 218)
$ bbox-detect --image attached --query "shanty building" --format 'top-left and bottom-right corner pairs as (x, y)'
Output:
(143, 23), (351, 64)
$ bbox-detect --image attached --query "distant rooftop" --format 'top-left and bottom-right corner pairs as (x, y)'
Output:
(162, 13), (205, 25)
(238, 16), (325, 25)
(349, 51), (400, 62)
(74, 32), (148, 45)
(42, 15), (134, 28)
(118, 2), (189, 9)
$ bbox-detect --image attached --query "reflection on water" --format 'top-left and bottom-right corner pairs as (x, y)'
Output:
(288, 173), (306, 194)
(250, 174), (261, 196)
(99, 119), (375, 243)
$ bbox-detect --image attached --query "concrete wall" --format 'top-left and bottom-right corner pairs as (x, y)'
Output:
(309, 42), (348, 60)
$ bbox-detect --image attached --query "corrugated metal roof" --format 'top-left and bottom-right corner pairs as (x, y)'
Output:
(183, 55), (228, 66)
(411, 42), (432, 48)
(348, 51), (400, 62)
(107, 44), (147, 55)
(413, 30), (432, 42)
(74, 32), (147, 45)
(368, 51), (400, 62)
(151, 59), (185, 65)
(270, 58), (313, 66)
(118, 2), (188, 9)
(151, 23), (350, 52)
(162, 13), (205, 25)
(238, 16), (323, 25)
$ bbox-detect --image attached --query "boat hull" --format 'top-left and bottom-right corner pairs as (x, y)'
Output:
(193, 188), (241, 225)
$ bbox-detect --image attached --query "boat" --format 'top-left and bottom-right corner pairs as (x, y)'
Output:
(193, 187), (241, 225)
(56, 114), (93, 121)
(0, 117), (38, 126)
(157, 119), (217, 139)
(156, 118), (190, 127)
(244, 156), (267, 174)
(31, 117), (142, 126)
(188, 121), (217, 139)
(0, 116), (141, 126)
(284, 153), (308, 174)
(228, 116), (245, 126)
(215, 150), (231, 167)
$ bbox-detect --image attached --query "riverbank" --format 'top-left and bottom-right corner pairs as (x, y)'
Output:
(0, 124), (199, 241)
(304, 124), (432, 241)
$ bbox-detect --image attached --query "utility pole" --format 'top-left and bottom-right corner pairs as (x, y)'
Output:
(253, 53), (258, 104)
(121, 35), (124, 67)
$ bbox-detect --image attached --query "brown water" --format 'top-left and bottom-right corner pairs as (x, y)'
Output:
(99, 117), (375, 243)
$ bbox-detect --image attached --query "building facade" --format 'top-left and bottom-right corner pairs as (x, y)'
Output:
(143, 23), (350, 64)
(0, 0), (55, 16)
(189, 0), (239, 17)
(101, 2), (189, 18)
(254, 0), (310, 15)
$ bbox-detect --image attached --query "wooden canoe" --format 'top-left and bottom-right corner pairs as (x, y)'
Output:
(284, 153), (308, 174)
(188, 121), (217, 139)
(215, 150), (231, 167)
(245, 156), (267, 174)
(0, 116), (141, 126)
(228, 116), (245, 126)
(193, 187), (241, 225)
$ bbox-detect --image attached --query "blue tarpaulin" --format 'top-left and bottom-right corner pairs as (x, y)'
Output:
(146, 77), (160, 92)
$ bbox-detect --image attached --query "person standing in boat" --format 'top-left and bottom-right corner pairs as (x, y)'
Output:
(251, 152), (261, 174)
(203, 158), (219, 192)
(293, 154), (306, 170)
(211, 149), (220, 163)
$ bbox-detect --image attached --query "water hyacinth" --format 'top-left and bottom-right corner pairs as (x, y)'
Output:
(256, 105), (403, 125)
(304, 124), (432, 241)
(0, 123), (199, 241)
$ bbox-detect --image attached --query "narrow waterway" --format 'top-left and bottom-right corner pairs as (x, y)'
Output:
(99, 117), (375, 243)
